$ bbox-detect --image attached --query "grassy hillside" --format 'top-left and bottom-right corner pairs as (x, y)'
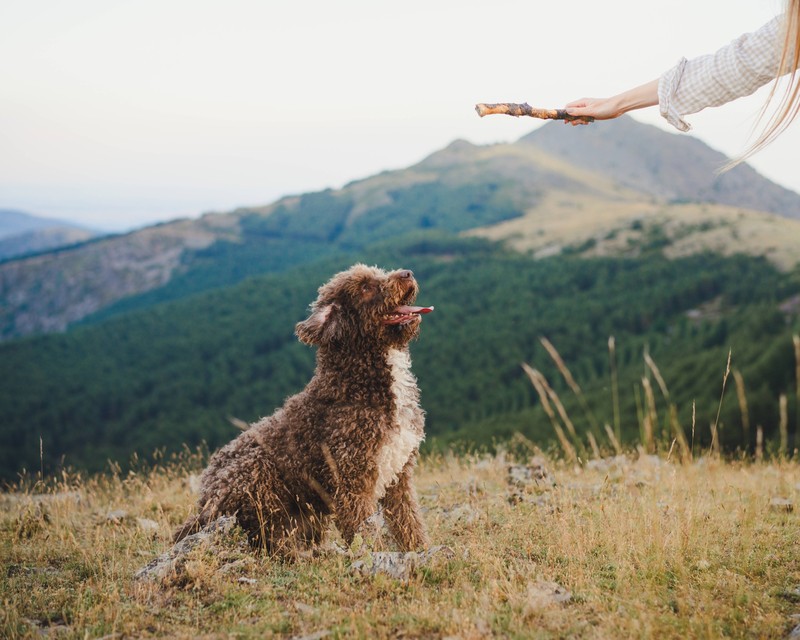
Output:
(467, 189), (800, 271)
(2, 234), (799, 482)
(2, 449), (798, 638)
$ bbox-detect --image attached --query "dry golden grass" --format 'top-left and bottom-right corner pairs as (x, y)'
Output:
(467, 189), (800, 271)
(2, 445), (798, 639)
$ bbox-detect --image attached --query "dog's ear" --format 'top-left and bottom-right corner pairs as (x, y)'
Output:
(295, 303), (340, 346)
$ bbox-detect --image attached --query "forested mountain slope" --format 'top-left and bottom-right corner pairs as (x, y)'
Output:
(1, 235), (798, 481)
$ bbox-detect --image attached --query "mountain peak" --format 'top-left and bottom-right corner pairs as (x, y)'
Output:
(518, 116), (800, 219)
(417, 138), (479, 168)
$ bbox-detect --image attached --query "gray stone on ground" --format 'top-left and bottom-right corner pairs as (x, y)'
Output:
(524, 580), (573, 610)
(134, 516), (239, 581)
(769, 497), (794, 513)
(351, 545), (456, 580)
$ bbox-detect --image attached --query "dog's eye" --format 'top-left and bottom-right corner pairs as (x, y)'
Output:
(360, 282), (378, 300)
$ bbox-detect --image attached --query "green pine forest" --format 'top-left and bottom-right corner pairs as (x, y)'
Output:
(2, 224), (800, 482)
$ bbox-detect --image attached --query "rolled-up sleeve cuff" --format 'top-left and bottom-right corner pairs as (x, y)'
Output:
(659, 58), (692, 132)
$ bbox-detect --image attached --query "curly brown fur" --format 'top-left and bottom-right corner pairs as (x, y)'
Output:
(173, 264), (432, 556)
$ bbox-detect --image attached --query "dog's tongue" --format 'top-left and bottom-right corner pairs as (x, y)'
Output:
(383, 305), (434, 325)
(397, 305), (433, 315)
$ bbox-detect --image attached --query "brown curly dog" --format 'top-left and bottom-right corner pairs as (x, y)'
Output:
(173, 264), (433, 556)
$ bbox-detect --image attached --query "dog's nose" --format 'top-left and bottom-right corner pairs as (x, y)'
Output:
(397, 270), (413, 279)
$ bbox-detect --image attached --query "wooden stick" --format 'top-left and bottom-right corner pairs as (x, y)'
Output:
(475, 102), (594, 122)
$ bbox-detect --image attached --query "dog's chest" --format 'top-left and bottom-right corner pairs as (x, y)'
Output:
(373, 348), (423, 499)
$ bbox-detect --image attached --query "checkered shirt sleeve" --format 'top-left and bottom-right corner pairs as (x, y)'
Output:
(658, 14), (786, 131)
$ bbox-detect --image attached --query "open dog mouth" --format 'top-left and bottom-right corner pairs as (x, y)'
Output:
(382, 304), (434, 326)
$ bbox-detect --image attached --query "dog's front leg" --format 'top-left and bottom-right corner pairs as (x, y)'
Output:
(334, 491), (377, 547)
(380, 460), (429, 551)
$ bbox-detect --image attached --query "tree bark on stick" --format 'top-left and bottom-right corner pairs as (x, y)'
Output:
(475, 102), (593, 122)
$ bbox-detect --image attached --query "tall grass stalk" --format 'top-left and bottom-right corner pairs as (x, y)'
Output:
(794, 334), (799, 454)
(522, 363), (579, 461)
(604, 423), (622, 456)
(641, 377), (657, 454)
(633, 384), (644, 448)
(644, 349), (672, 442)
(608, 336), (621, 446)
(732, 368), (750, 446)
(779, 393), (788, 458)
(644, 351), (689, 453)
(586, 431), (600, 458)
(539, 370), (580, 446)
(643, 349), (669, 401)
(756, 425), (764, 462)
(666, 437), (677, 462)
(553, 423), (578, 462)
(540, 336), (601, 437)
(522, 363), (559, 430)
(546, 383), (582, 455)
(539, 337), (580, 395)
(710, 350), (732, 456)
(668, 404), (692, 463)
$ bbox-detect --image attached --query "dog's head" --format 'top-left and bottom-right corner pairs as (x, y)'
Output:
(295, 264), (433, 349)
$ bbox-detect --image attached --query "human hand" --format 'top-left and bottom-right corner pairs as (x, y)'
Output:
(562, 80), (659, 125)
(562, 97), (623, 126)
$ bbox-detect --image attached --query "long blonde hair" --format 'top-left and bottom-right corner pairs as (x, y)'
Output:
(732, 0), (800, 166)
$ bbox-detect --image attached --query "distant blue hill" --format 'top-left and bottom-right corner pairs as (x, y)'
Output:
(0, 209), (98, 260)
(0, 208), (94, 238)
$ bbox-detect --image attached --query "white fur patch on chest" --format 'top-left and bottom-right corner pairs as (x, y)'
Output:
(373, 348), (424, 500)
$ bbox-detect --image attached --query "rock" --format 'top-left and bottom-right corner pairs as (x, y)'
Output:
(134, 516), (239, 582)
(585, 455), (631, 476)
(507, 458), (556, 506)
(440, 503), (480, 525)
(636, 453), (665, 468)
(351, 545), (456, 580)
(135, 517), (159, 533)
(463, 475), (483, 497)
(218, 557), (257, 576)
(294, 601), (318, 616)
(23, 614), (70, 634)
(290, 631), (330, 640)
(769, 497), (794, 513)
(780, 586), (800, 602)
(0, 490), (84, 508)
(524, 580), (572, 611)
(507, 457), (555, 489)
(106, 509), (128, 524)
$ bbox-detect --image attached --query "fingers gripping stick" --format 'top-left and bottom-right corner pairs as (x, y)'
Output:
(475, 102), (594, 122)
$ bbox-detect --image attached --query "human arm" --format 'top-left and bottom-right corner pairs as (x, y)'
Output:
(658, 14), (784, 131)
(564, 14), (786, 130)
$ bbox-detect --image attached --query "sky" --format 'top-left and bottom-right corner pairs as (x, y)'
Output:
(0, 0), (795, 232)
